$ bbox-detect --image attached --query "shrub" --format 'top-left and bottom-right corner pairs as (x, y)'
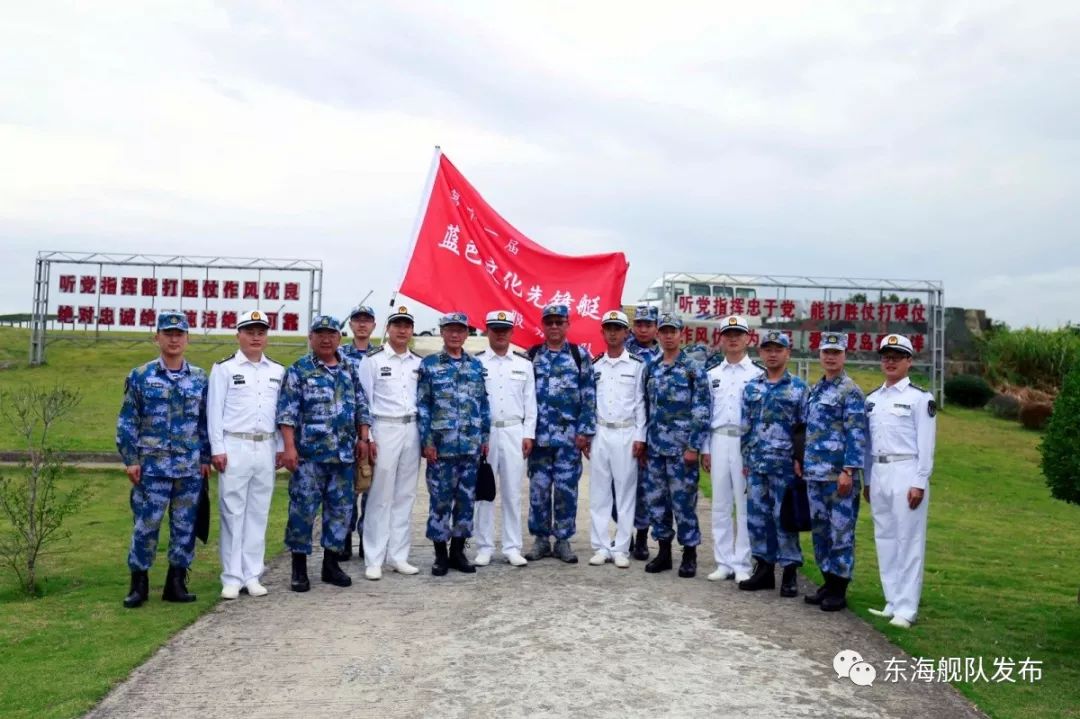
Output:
(1019, 401), (1053, 430)
(980, 327), (1080, 391)
(944, 375), (995, 408)
(1041, 362), (1080, 504)
(986, 393), (1021, 420)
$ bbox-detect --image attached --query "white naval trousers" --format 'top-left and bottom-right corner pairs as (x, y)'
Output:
(363, 420), (421, 568)
(588, 425), (637, 556)
(709, 431), (752, 575)
(218, 434), (276, 586)
(474, 423), (526, 556)
(870, 459), (929, 623)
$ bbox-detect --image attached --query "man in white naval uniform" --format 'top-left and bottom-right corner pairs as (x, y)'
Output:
(357, 306), (423, 580)
(208, 310), (285, 599)
(473, 310), (537, 567)
(588, 310), (646, 569)
(702, 315), (763, 583)
(864, 333), (937, 629)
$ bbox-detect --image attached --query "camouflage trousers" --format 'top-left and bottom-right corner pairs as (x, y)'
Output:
(746, 467), (803, 567)
(644, 454), (701, 547)
(127, 474), (201, 571)
(632, 463), (651, 531)
(807, 478), (860, 579)
(527, 446), (582, 540)
(285, 461), (354, 555)
(425, 455), (478, 542)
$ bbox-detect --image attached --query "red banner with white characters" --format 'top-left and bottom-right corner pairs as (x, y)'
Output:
(398, 153), (628, 349)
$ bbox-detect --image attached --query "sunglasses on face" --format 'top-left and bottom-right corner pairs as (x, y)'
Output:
(543, 318), (566, 326)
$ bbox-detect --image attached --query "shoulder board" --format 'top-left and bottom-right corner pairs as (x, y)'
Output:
(474, 349), (487, 357)
(704, 355), (722, 370)
(214, 354), (233, 365)
(592, 353), (603, 364)
(264, 354), (283, 366)
(752, 361), (766, 371)
(513, 350), (530, 361)
(909, 382), (930, 394)
(366, 345), (385, 357)
(627, 353), (643, 363)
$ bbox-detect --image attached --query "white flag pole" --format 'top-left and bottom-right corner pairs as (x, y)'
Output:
(389, 144), (442, 310)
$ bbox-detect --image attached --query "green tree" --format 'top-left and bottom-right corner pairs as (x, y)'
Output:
(1040, 361), (1080, 601)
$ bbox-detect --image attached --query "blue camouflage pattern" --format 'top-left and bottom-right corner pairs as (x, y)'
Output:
(644, 454), (701, 546)
(337, 344), (368, 535)
(127, 475), (200, 570)
(116, 359), (211, 478)
(425, 456), (478, 541)
(803, 372), (867, 481)
(276, 351), (371, 463)
(542, 303), (570, 318)
(807, 479), (859, 578)
(625, 337), (660, 530)
(417, 351), (491, 456)
(156, 310), (189, 331)
(438, 311), (470, 327)
(625, 336), (661, 365)
(532, 343), (597, 447)
(644, 350), (711, 457)
(339, 343), (369, 365)
(527, 447), (582, 539)
(747, 467), (803, 566)
(740, 370), (808, 470)
(633, 305), (659, 323)
(285, 461), (353, 554)
(348, 304), (376, 319)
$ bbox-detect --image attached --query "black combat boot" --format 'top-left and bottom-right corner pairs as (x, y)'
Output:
(631, 528), (650, 561)
(162, 565), (196, 602)
(448, 537), (476, 573)
(821, 577), (850, 612)
(123, 570), (149, 608)
(738, 558), (775, 591)
(805, 573), (833, 605)
(321, 552), (352, 587)
(432, 541), (449, 576)
(779, 564), (799, 597)
(645, 540), (673, 573)
(678, 545), (697, 578)
(335, 531), (353, 561)
(290, 553), (310, 592)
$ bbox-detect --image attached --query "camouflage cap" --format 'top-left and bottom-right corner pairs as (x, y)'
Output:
(820, 331), (847, 351)
(310, 315), (342, 332)
(156, 311), (189, 332)
(760, 330), (791, 348)
(657, 314), (683, 330)
(541, 304), (570, 319)
(348, 304), (376, 320)
(634, 305), (659, 323)
(438, 311), (470, 328)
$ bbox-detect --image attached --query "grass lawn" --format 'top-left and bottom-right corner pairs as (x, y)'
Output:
(1, 329), (1078, 718)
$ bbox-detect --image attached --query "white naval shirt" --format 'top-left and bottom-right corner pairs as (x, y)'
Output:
(707, 354), (764, 428)
(207, 349), (285, 454)
(864, 376), (937, 489)
(476, 348), (538, 440)
(357, 345), (422, 429)
(592, 350), (646, 443)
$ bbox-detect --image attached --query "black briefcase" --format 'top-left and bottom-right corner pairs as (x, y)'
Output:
(476, 457), (496, 502)
(779, 476), (812, 533)
(195, 475), (211, 544)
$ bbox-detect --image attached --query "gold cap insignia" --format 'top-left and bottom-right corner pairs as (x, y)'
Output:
(398, 306), (407, 313)
(498, 312), (507, 320)
(728, 317), (738, 325)
(888, 336), (898, 345)
(251, 311), (261, 320)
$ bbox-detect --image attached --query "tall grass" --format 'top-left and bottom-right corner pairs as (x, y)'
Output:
(980, 327), (1080, 391)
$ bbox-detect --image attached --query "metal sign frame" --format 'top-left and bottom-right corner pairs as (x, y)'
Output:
(29, 251), (324, 366)
(653, 271), (946, 403)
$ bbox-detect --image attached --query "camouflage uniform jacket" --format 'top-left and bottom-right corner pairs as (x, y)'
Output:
(116, 358), (211, 477)
(339, 342), (371, 366)
(644, 350), (711, 457)
(417, 351), (491, 457)
(741, 370), (809, 470)
(531, 343), (597, 447)
(803, 372), (868, 481)
(276, 351), (372, 463)
(625, 336), (661, 365)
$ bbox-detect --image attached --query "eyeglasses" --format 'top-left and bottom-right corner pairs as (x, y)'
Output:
(543, 318), (566, 327)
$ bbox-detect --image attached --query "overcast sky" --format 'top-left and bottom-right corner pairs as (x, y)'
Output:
(2, 1), (1078, 330)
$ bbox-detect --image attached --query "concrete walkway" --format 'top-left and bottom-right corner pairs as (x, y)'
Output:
(86, 467), (984, 719)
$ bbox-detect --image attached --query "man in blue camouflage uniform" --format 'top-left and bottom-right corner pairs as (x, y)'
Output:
(642, 315), (711, 577)
(417, 312), (491, 576)
(625, 304), (661, 560)
(277, 315), (371, 591)
(525, 303), (597, 564)
(117, 311), (211, 608)
(336, 303), (377, 562)
(802, 332), (867, 611)
(738, 330), (809, 597)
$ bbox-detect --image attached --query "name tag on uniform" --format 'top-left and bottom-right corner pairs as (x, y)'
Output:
(893, 403), (911, 409)
(232, 374), (246, 385)
(711, 379), (721, 388)
(511, 369), (527, 378)
(379, 367), (393, 377)
(269, 377), (281, 384)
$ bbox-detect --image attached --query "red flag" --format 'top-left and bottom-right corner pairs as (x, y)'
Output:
(398, 152), (628, 351)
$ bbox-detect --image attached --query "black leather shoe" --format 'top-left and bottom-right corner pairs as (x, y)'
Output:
(645, 540), (673, 573)
(821, 577), (849, 612)
(123, 570), (149, 608)
(738, 558), (775, 591)
(432, 541), (449, 576)
(678, 545), (697, 578)
(321, 553), (352, 587)
(448, 537), (476, 573)
(779, 564), (799, 597)
(631, 528), (650, 561)
(290, 553), (310, 592)
(805, 573), (832, 605)
(162, 565), (196, 602)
